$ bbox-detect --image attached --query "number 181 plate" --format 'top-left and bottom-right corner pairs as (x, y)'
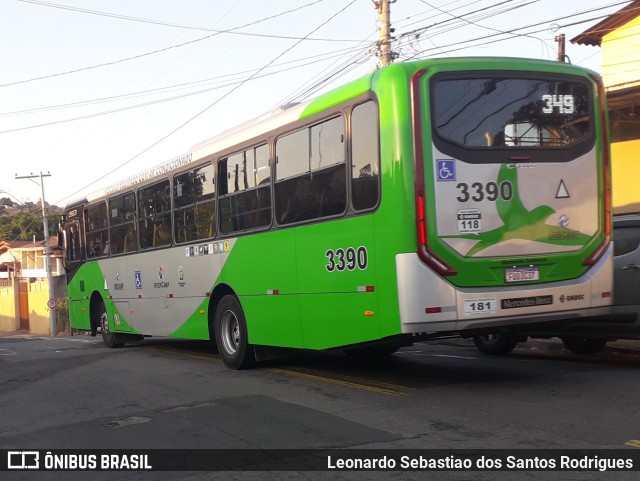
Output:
(505, 267), (539, 283)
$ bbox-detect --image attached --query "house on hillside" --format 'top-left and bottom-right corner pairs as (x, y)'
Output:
(0, 238), (63, 280)
(572, 0), (640, 214)
(0, 240), (27, 280)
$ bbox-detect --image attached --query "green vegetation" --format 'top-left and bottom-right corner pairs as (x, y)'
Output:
(0, 199), (61, 241)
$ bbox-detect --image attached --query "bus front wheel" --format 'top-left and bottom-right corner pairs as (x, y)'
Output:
(99, 302), (124, 348)
(214, 295), (255, 370)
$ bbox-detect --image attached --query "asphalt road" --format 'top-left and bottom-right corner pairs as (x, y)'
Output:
(1, 334), (639, 480)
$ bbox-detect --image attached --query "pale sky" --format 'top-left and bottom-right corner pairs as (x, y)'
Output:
(0, 0), (629, 207)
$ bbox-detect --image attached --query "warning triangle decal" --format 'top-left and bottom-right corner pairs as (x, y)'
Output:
(556, 180), (570, 199)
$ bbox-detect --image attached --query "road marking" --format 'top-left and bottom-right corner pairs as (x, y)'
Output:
(148, 345), (412, 396)
(267, 367), (413, 397)
(0, 349), (17, 356)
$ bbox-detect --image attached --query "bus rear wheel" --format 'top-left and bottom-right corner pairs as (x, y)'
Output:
(99, 302), (124, 348)
(214, 295), (255, 370)
(473, 333), (517, 355)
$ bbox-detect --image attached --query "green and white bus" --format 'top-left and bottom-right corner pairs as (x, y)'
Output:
(60, 58), (613, 369)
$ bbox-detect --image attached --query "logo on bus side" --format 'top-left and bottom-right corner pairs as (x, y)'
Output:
(154, 266), (170, 289)
(436, 159), (456, 181)
(178, 266), (186, 288)
(113, 272), (124, 291)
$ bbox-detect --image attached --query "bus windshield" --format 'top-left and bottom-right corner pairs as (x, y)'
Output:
(432, 76), (591, 148)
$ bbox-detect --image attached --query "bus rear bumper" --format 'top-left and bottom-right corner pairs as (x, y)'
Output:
(395, 245), (613, 335)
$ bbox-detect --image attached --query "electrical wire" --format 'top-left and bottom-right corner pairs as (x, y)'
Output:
(2, 0), (359, 89)
(0, 45), (367, 117)
(16, 0), (338, 36)
(401, 3), (636, 61)
(0, 45), (373, 133)
(54, 0), (359, 205)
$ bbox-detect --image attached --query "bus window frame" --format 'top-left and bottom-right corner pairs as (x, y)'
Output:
(274, 114), (347, 227)
(63, 220), (82, 263)
(108, 191), (138, 256)
(137, 178), (173, 250)
(429, 71), (596, 164)
(173, 161), (217, 244)
(349, 99), (381, 213)
(84, 201), (110, 259)
(218, 142), (273, 236)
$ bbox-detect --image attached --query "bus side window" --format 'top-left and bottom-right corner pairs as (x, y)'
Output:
(275, 117), (345, 225)
(194, 163), (217, 239)
(86, 203), (108, 258)
(66, 223), (81, 261)
(139, 180), (172, 249)
(219, 144), (271, 234)
(174, 171), (197, 243)
(109, 192), (137, 255)
(351, 101), (380, 211)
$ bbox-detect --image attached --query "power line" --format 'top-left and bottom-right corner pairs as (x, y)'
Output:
(2, 0), (359, 89)
(0, 45), (368, 118)
(16, 0), (341, 37)
(0, 45), (373, 133)
(418, 0), (544, 43)
(398, 0), (630, 43)
(400, 2), (635, 61)
(54, 0), (359, 205)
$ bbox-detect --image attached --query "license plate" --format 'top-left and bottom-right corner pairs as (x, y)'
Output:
(505, 267), (539, 283)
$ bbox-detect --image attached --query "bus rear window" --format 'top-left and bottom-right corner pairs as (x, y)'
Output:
(432, 76), (591, 149)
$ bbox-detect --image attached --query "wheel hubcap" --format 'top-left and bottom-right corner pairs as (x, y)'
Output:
(220, 310), (240, 355)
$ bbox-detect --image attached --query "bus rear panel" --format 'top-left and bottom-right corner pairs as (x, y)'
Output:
(398, 60), (612, 335)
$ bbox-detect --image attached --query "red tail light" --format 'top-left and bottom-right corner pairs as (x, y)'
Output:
(412, 69), (457, 276)
(583, 74), (612, 266)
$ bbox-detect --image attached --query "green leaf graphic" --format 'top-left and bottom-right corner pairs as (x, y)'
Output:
(444, 165), (590, 256)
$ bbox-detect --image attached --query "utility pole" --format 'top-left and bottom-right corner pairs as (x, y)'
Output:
(555, 33), (566, 62)
(373, 0), (396, 67)
(15, 171), (57, 337)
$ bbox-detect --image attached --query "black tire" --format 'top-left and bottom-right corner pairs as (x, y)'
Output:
(214, 295), (255, 370)
(561, 337), (606, 355)
(99, 301), (124, 348)
(473, 333), (518, 355)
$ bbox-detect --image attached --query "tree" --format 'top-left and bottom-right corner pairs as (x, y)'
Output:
(0, 210), (60, 242)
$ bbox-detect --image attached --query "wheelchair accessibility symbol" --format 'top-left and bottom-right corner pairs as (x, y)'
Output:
(436, 159), (456, 182)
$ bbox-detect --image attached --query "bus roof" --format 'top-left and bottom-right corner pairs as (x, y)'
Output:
(84, 101), (312, 203)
